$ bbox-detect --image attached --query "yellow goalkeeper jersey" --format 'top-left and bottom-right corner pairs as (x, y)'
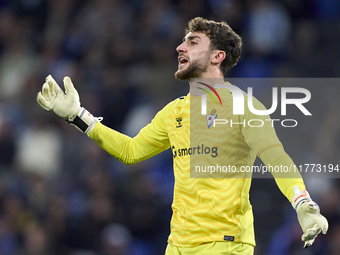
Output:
(88, 85), (305, 248)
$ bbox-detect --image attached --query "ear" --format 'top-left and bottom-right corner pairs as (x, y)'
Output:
(211, 50), (226, 65)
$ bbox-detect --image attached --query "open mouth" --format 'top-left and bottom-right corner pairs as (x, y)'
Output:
(178, 56), (189, 68)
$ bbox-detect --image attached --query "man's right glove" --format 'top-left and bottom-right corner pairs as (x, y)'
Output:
(292, 188), (328, 248)
(37, 75), (100, 134)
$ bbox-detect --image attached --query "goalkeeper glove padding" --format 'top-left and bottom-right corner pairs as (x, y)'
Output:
(37, 75), (101, 134)
(291, 188), (328, 248)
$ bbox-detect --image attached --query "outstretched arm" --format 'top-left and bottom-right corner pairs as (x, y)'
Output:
(37, 75), (170, 165)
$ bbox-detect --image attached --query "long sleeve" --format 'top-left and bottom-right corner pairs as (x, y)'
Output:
(87, 101), (173, 165)
(259, 146), (305, 202)
(88, 122), (168, 165)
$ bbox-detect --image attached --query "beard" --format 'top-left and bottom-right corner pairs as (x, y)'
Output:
(174, 53), (210, 80)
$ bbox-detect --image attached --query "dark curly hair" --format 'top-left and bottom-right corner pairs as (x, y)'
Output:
(185, 17), (242, 74)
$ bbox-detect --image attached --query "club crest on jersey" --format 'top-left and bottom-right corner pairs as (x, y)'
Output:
(175, 117), (183, 128)
(206, 109), (217, 129)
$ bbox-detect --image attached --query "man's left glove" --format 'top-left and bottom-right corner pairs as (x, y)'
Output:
(292, 189), (328, 248)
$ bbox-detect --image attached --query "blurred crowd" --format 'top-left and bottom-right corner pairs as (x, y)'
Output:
(0, 0), (339, 254)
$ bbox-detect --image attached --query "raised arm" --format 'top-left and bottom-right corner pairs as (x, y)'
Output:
(37, 75), (170, 165)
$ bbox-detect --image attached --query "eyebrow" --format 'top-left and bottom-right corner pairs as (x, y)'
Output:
(182, 35), (201, 42)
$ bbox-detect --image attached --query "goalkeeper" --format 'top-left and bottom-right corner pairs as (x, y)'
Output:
(37, 17), (327, 255)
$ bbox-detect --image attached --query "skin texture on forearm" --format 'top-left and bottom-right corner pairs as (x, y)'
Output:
(88, 122), (165, 165)
(259, 146), (305, 202)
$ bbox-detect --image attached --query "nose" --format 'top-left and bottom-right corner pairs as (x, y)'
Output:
(176, 42), (186, 53)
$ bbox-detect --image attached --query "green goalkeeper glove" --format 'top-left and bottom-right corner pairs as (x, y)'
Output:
(37, 75), (100, 134)
(291, 188), (328, 248)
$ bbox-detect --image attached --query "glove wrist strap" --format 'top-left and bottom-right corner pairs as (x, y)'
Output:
(67, 107), (102, 134)
(291, 188), (311, 210)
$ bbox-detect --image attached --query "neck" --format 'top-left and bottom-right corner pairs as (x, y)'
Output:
(188, 76), (225, 96)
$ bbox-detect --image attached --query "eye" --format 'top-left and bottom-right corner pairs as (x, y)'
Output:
(190, 41), (197, 45)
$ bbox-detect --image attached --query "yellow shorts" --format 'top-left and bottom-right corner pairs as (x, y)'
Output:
(165, 242), (254, 255)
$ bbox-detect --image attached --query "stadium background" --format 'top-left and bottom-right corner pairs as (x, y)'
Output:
(0, 0), (339, 254)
